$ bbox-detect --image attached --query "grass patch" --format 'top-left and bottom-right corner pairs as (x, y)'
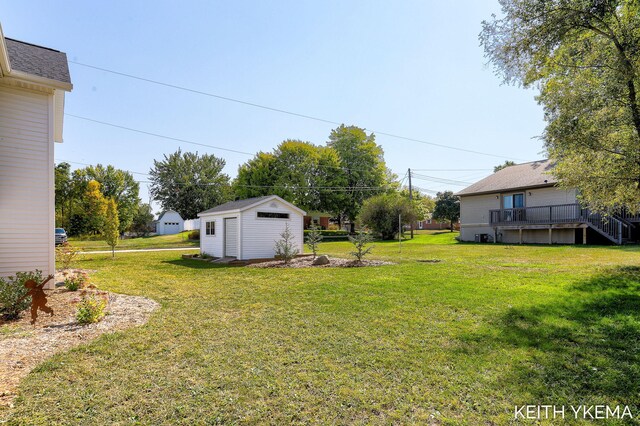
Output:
(68, 232), (198, 251)
(6, 233), (640, 424)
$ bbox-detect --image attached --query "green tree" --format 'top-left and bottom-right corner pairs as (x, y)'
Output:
(358, 193), (417, 240)
(494, 160), (516, 173)
(233, 141), (346, 213)
(432, 191), (460, 232)
(481, 0), (640, 212)
(327, 125), (388, 232)
(71, 165), (140, 233)
(130, 203), (155, 236)
(150, 149), (232, 219)
(84, 180), (108, 235)
(305, 225), (323, 259)
(55, 162), (73, 229)
(103, 198), (120, 258)
(233, 152), (279, 200)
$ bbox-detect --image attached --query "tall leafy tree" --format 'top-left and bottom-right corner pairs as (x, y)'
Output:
(150, 149), (232, 219)
(233, 141), (346, 213)
(327, 125), (388, 231)
(54, 162), (73, 229)
(481, 0), (640, 212)
(72, 165), (140, 233)
(432, 191), (460, 232)
(83, 180), (108, 235)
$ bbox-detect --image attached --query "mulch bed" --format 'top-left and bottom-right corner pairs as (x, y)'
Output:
(0, 270), (159, 407)
(246, 256), (394, 268)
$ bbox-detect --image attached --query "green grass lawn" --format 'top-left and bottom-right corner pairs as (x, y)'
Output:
(5, 233), (640, 424)
(68, 232), (199, 251)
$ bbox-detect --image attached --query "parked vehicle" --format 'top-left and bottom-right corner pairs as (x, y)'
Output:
(55, 228), (68, 245)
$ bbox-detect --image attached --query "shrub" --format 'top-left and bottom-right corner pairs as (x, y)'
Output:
(0, 270), (43, 320)
(56, 243), (80, 270)
(348, 229), (374, 262)
(188, 230), (200, 240)
(76, 293), (108, 324)
(274, 224), (298, 264)
(305, 225), (323, 259)
(303, 229), (348, 237)
(64, 272), (89, 291)
(358, 193), (417, 240)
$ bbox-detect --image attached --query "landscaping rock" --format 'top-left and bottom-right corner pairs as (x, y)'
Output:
(312, 255), (330, 266)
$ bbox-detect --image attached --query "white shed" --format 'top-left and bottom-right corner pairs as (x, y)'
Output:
(0, 23), (73, 287)
(197, 195), (306, 260)
(155, 210), (185, 235)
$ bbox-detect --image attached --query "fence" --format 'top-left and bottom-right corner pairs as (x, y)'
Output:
(183, 218), (201, 231)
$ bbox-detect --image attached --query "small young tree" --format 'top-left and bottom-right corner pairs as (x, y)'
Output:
(274, 224), (298, 264)
(55, 243), (80, 270)
(305, 225), (323, 259)
(348, 229), (374, 263)
(103, 198), (120, 258)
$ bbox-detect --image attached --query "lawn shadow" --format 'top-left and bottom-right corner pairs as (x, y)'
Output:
(161, 259), (235, 269)
(466, 265), (640, 406)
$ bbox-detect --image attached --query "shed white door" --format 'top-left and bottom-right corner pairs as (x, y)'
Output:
(224, 218), (238, 257)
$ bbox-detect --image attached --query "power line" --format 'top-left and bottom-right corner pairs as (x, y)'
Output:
(410, 173), (472, 186)
(65, 114), (255, 156)
(69, 60), (525, 160)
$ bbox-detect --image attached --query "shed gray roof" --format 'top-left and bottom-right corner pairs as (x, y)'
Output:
(5, 38), (71, 84)
(199, 196), (275, 215)
(456, 159), (557, 196)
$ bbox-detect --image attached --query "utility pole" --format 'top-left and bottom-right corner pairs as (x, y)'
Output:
(408, 168), (414, 239)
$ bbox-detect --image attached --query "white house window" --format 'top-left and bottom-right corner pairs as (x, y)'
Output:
(257, 212), (289, 219)
(206, 221), (215, 235)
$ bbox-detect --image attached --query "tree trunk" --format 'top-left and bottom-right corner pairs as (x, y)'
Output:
(450, 220), (454, 232)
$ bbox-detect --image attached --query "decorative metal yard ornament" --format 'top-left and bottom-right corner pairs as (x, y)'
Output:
(24, 275), (54, 325)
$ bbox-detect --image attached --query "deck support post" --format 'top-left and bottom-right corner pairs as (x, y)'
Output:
(518, 228), (523, 244)
(583, 227), (587, 245)
(548, 227), (552, 245)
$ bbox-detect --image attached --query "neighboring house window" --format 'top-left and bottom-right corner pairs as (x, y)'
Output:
(503, 193), (525, 221)
(418, 222), (423, 229)
(206, 221), (215, 235)
(503, 193), (524, 209)
(257, 212), (290, 219)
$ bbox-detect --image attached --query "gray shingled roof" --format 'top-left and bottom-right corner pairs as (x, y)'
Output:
(456, 159), (557, 196)
(199, 196), (275, 215)
(5, 38), (71, 84)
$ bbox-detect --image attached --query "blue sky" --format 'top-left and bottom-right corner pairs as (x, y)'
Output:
(2, 1), (547, 212)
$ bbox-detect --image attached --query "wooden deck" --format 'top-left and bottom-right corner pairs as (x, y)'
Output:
(489, 203), (636, 244)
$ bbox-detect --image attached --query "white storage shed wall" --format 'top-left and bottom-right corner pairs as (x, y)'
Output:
(199, 198), (304, 260)
(241, 200), (303, 259)
(0, 84), (55, 278)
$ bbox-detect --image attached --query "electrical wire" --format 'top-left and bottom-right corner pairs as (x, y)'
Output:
(69, 61), (524, 160)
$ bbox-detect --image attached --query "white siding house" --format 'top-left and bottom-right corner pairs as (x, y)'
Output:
(198, 195), (306, 260)
(155, 210), (184, 235)
(0, 23), (72, 286)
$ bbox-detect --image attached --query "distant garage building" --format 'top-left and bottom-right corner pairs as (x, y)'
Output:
(197, 195), (305, 260)
(155, 210), (184, 235)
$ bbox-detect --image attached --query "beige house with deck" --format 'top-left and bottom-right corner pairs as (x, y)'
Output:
(457, 160), (639, 245)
